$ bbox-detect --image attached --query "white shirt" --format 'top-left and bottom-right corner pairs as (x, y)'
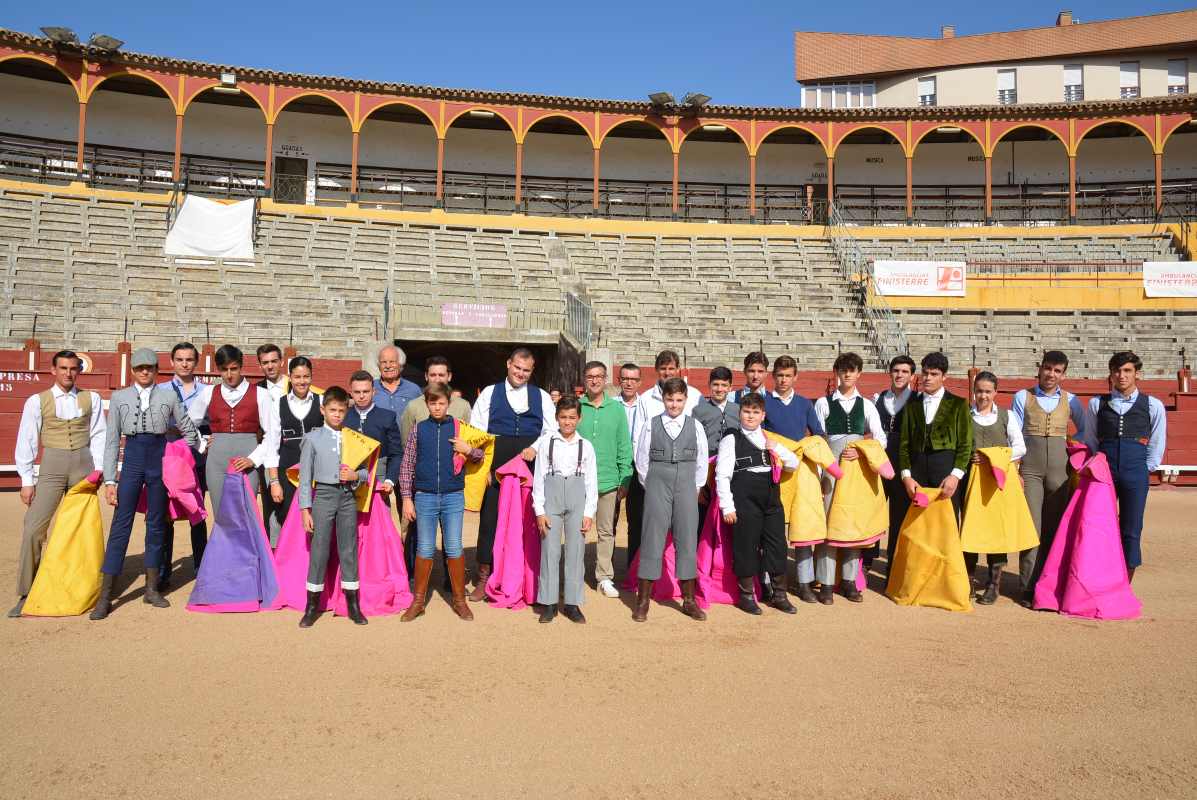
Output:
(633, 412), (709, 490)
(286, 391), (321, 421)
(715, 426), (798, 514)
(262, 376), (289, 403)
(619, 396), (639, 443)
(970, 406), (1027, 462)
(633, 381), (703, 444)
(873, 387), (913, 420)
(771, 389), (796, 405)
(15, 384), (107, 487)
(531, 432), (599, 518)
(899, 387), (965, 482)
(189, 380), (281, 468)
(469, 379), (558, 439)
(813, 389), (887, 448)
(136, 384), (153, 411)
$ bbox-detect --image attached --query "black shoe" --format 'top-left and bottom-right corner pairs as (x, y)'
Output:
(817, 583), (834, 605)
(796, 583), (818, 604)
(562, 605), (586, 624)
(299, 590), (322, 628)
(539, 603), (558, 623)
(90, 574), (116, 620)
(768, 575), (797, 614)
(735, 591), (763, 616)
(7, 596), (25, 618)
(841, 579), (863, 603)
(143, 569), (170, 608)
(344, 589), (368, 625)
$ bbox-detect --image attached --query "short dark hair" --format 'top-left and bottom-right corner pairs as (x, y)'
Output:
(425, 355), (451, 372)
(171, 342), (198, 359)
(739, 392), (766, 412)
(423, 382), (451, 403)
(661, 377), (688, 397)
(1109, 351), (1143, 372)
(349, 369), (374, 386)
(619, 362), (641, 376)
(256, 343), (282, 360)
(921, 352), (950, 373)
(1042, 350), (1069, 370)
(888, 355), (916, 372)
(288, 356), (313, 374)
(555, 395), (582, 416)
(833, 352), (864, 373)
(509, 346), (535, 362)
(51, 349), (80, 368)
(974, 370), (999, 389)
(583, 360), (607, 375)
(709, 366), (733, 383)
(214, 344), (243, 369)
(772, 355), (797, 374)
(323, 386), (350, 406)
(743, 351), (769, 370)
(655, 350), (680, 370)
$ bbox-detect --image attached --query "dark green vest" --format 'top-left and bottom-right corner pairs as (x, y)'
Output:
(826, 395), (866, 436)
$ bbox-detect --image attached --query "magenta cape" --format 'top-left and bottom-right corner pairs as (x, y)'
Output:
(137, 439), (207, 524)
(187, 468), (278, 613)
(269, 486), (412, 616)
(485, 456), (540, 609)
(1033, 448), (1141, 620)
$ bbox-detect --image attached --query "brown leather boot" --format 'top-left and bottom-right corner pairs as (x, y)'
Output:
(769, 574), (797, 614)
(977, 564), (1001, 605)
(468, 563), (491, 602)
(632, 578), (651, 622)
(402, 557), (434, 622)
(680, 579), (707, 621)
(796, 582), (817, 603)
(143, 569), (170, 608)
(841, 578), (863, 603)
(735, 576), (762, 615)
(447, 556), (474, 621)
(818, 583), (834, 605)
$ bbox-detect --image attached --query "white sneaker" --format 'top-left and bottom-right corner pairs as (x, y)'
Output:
(598, 579), (620, 598)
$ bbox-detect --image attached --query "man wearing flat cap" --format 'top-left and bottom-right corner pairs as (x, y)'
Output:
(91, 348), (199, 620)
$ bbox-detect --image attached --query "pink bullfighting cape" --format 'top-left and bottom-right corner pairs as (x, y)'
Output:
(485, 455), (541, 610)
(886, 487), (972, 613)
(187, 466), (279, 613)
(137, 438), (207, 524)
(22, 470), (105, 617)
(1033, 448), (1141, 620)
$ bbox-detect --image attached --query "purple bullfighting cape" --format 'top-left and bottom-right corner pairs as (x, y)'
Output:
(485, 455), (540, 609)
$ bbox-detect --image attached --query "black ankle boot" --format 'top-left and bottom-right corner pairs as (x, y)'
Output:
(768, 574), (797, 614)
(735, 578), (762, 615)
(143, 568), (170, 608)
(89, 574), (116, 620)
(344, 589), (368, 625)
(299, 591), (322, 628)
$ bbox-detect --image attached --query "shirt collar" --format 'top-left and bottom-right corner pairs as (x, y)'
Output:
(923, 387), (945, 401)
(356, 403), (375, 415)
(222, 379), (247, 394)
(890, 387), (911, 401)
(1112, 388), (1139, 402)
(504, 379), (527, 393)
(51, 383), (76, 398)
(1033, 384), (1062, 398)
(376, 377), (403, 394)
(554, 431), (581, 444)
(771, 390), (793, 401)
(288, 391), (313, 403)
(620, 395), (638, 408)
(582, 393), (609, 409)
(832, 388), (859, 401)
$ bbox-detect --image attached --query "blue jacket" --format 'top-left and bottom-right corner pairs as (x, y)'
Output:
(346, 404), (404, 485)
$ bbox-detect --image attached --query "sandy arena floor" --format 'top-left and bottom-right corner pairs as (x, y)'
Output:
(1, 489), (1195, 799)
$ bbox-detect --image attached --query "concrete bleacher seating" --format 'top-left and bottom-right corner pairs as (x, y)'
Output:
(856, 232), (1179, 271)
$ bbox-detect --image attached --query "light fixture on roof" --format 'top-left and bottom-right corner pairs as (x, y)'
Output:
(468, 109), (496, 119)
(87, 33), (124, 52)
(649, 91), (675, 107)
(682, 92), (711, 108)
(213, 71), (241, 94)
(40, 26), (79, 44)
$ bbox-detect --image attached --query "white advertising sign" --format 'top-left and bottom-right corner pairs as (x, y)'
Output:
(1143, 262), (1197, 297)
(873, 261), (967, 297)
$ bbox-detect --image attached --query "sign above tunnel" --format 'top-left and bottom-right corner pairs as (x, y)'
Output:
(442, 302), (509, 328)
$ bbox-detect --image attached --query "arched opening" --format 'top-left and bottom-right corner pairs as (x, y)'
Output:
(522, 115), (593, 218)
(86, 74), (176, 191)
(679, 125), (749, 222)
(353, 103), (438, 210)
(0, 58), (79, 185)
(755, 127), (826, 223)
(990, 126), (1068, 224)
(442, 109), (517, 214)
(598, 120), (672, 219)
(911, 127), (985, 226)
(181, 87), (268, 199)
(833, 127), (904, 224)
(1076, 121), (1154, 223)
(1162, 119), (1197, 221)
(273, 94), (352, 205)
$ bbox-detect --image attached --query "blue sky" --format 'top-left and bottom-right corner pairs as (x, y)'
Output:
(5, 1), (1193, 106)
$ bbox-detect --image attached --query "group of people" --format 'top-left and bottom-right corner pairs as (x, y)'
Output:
(11, 338), (1165, 625)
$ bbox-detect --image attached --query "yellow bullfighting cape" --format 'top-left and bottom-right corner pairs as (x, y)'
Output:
(287, 428), (380, 513)
(23, 471), (105, 616)
(455, 421), (496, 512)
(767, 433), (842, 547)
(886, 487), (972, 612)
(826, 438), (893, 547)
(960, 446), (1039, 555)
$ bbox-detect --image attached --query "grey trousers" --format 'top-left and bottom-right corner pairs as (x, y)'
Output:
(640, 461), (699, 581)
(17, 447), (94, 597)
(537, 474), (587, 606)
(307, 483), (360, 591)
(1021, 436), (1070, 592)
(818, 434), (862, 585)
(592, 489), (619, 584)
(206, 433), (260, 520)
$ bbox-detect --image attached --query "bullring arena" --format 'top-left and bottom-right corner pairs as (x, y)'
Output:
(2, 8), (1197, 799)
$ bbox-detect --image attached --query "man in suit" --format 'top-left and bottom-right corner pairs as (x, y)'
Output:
(346, 370), (405, 496)
(898, 352), (972, 521)
(871, 354), (916, 573)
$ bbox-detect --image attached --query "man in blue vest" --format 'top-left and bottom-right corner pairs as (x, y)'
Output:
(468, 347), (557, 599)
(1086, 351), (1166, 583)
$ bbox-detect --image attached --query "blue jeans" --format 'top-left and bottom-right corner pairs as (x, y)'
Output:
(413, 491), (464, 559)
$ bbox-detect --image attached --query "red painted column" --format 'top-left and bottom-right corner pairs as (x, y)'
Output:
(350, 129), (360, 197)
(984, 155), (993, 223)
(904, 155), (913, 222)
(671, 150), (680, 216)
(435, 136), (445, 204)
(826, 156), (835, 206)
(1155, 152), (1164, 213)
(263, 122), (274, 190)
(173, 114), (184, 182)
(592, 148), (600, 210)
(514, 141), (524, 206)
(75, 101), (87, 181)
(1067, 153), (1077, 224)
(748, 153), (757, 219)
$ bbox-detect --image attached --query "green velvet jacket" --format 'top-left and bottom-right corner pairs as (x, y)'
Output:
(897, 390), (974, 476)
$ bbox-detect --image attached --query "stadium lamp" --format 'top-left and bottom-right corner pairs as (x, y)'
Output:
(213, 72), (240, 94)
(648, 92), (675, 106)
(40, 26), (78, 44)
(87, 33), (124, 52)
(468, 109), (496, 118)
(682, 92), (711, 108)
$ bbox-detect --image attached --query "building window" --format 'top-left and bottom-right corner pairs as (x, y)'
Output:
(1063, 64), (1083, 102)
(799, 81), (877, 108)
(1119, 61), (1140, 99)
(1169, 59), (1188, 95)
(918, 76), (937, 106)
(997, 69), (1017, 104)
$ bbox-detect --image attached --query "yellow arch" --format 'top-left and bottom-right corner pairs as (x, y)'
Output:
(0, 53), (81, 98)
(84, 70), (178, 112)
(443, 105), (517, 140)
(180, 82), (269, 120)
(270, 91), (354, 125)
(754, 123), (828, 156)
(1074, 118), (1156, 155)
(522, 112), (596, 148)
(357, 99), (439, 132)
(988, 122), (1068, 157)
(596, 117), (671, 149)
(1161, 116), (1197, 152)
(910, 125), (984, 156)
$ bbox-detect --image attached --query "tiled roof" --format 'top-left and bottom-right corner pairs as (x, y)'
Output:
(795, 9), (1197, 82)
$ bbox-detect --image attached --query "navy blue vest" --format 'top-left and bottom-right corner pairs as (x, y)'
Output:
(413, 417), (464, 494)
(876, 392), (905, 463)
(762, 393), (819, 441)
(1097, 393), (1151, 442)
(488, 382), (544, 437)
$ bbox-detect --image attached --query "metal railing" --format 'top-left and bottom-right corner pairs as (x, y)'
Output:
(827, 202), (909, 368)
(564, 292), (593, 350)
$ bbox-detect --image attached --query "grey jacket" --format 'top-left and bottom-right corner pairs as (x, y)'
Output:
(692, 397), (740, 452)
(104, 384), (199, 483)
(297, 426), (370, 509)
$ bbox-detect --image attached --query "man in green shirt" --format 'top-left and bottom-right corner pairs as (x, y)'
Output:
(578, 360), (633, 598)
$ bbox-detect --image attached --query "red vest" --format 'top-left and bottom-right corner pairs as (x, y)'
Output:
(208, 383), (261, 434)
